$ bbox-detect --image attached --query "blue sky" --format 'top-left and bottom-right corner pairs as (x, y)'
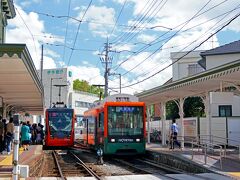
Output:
(6, 0), (240, 94)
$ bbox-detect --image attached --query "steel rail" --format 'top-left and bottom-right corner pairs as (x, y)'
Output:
(52, 151), (65, 180)
(114, 158), (179, 180)
(141, 158), (219, 180)
(70, 151), (102, 180)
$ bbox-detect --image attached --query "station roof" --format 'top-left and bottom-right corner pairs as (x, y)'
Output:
(200, 40), (240, 56)
(136, 58), (240, 105)
(0, 44), (44, 115)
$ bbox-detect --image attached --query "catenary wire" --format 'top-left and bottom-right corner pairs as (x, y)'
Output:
(112, 0), (229, 71)
(121, 3), (240, 78)
(117, 11), (240, 89)
(66, 0), (93, 67)
(119, 0), (212, 76)
(62, 0), (72, 64)
(15, 7), (38, 61)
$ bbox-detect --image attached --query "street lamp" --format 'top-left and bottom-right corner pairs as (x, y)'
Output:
(50, 77), (62, 108)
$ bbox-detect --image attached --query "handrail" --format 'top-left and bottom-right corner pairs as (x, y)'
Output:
(168, 135), (223, 169)
(191, 140), (223, 170)
(200, 134), (240, 144)
(198, 135), (240, 159)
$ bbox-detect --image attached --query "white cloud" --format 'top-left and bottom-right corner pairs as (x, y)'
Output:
(76, 5), (115, 37)
(137, 34), (157, 43)
(6, 5), (60, 69)
(69, 65), (104, 85)
(73, 7), (81, 11)
(43, 56), (57, 69)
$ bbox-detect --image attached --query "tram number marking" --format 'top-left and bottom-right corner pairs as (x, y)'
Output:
(118, 139), (134, 142)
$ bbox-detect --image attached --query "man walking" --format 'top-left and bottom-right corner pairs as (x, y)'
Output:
(170, 119), (181, 149)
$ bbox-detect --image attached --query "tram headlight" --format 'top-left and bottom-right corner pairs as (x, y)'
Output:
(111, 138), (115, 142)
(136, 138), (140, 142)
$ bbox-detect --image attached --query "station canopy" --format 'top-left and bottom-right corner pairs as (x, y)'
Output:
(137, 59), (240, 105)
(0, 44), (44, 115)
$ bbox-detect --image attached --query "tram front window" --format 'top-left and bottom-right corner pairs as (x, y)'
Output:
(108, 106), (143, 136)
(48, 111), (73, 138)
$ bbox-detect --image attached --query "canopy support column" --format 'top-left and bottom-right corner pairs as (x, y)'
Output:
(173, 98), (186, 148)
(161, 102), (166, 146)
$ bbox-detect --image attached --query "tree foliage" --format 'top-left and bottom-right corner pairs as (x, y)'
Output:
(73, 79), (104, 96)
(184, 97), (204, 117)
(166, 97), (205, 119)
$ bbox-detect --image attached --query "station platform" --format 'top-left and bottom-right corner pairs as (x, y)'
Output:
(0, 145), (43, 179)
(0, 144), (239, 179)
(146, 143), (240, 179)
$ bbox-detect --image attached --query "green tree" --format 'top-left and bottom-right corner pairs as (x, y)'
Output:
(73, 79), (104, 97)
(166, 97), (204, 119)
(166, 100), (179, 120)
(184, 97), (204, 117)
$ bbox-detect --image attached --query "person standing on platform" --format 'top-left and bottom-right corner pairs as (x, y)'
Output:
(169, 119), (181, 149)
(0, 116), (5, 154)
(6, 118), (14, 155)
(21, 122), (30, 151)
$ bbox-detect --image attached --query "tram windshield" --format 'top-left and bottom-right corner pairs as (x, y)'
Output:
(48, 110), (73, 138)
(108, 106), (143, 136)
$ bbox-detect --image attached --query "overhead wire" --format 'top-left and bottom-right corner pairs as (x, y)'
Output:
(33, 11), (154, 29)
(112, 0), (229, 71)
(66, 0), (93, 66)
(109, 0), (127, 37)
(62, 0), (72, 64)
(121, 2), (240, 78)
(45, 43), (97, 52)
(118, 0), (212, 76)
(118, 11), (240, 89)
(110, 0), (154, 43)
(15, 7), (38, 60)
(113, 0), (168, 47)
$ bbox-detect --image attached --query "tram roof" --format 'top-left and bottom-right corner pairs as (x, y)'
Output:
(0, 44), (44, 115)
(136, 58), (240, 105)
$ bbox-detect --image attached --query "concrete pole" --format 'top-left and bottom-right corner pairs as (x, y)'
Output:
(12, 125), (20, 180)
(203, 92), (211, 144)
(147, 106), (151, 144)
(179, 98), (185, 148)
(161, 102), (166, 146)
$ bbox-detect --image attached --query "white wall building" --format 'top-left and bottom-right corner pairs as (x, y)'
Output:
(68, 90), (99, 120)
(38, 68), (99, 127)
(171, 50), (205, 81)
(41, 68), (73, 108)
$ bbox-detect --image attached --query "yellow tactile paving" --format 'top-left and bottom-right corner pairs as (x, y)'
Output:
(228, 172), (240, 178)
(0, 148), (24, 166)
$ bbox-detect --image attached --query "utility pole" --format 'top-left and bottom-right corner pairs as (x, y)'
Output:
(92, 84), (105, 100)
(100, 38), (112, 98)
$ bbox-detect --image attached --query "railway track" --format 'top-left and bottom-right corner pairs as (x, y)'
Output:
(51, 150), (103, 179)
(113, 157), (226, 180)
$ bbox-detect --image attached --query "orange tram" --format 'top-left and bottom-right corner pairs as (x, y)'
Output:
(82, 94), (146, 155)
(43, 103), (75, 149)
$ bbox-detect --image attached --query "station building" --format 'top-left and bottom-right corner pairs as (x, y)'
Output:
(137, 40), (240, 146)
